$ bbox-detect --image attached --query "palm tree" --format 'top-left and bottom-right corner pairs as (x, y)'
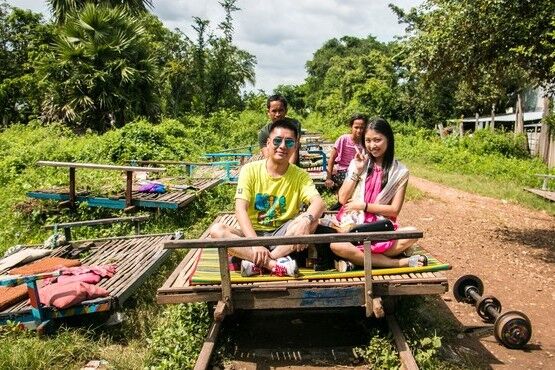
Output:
(48, 0), (152, 24)
(42, 3), (157, 130)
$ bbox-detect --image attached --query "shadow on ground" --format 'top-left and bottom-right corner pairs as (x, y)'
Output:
(495, 227), (555, 263)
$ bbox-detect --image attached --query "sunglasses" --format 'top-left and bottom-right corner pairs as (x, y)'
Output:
(272, 136), (296, 149)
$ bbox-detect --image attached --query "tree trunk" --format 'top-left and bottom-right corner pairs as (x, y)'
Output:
(538, 96), (552, 163)
(490, 103), (496, 131)
(515, 93), (524, 134)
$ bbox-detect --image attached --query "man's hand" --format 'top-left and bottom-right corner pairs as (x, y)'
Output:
(252, 246), (270, 266)
(324, 178), (335, 189)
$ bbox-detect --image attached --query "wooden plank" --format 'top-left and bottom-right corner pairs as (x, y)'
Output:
(164, 230), (423, 250)
(37, 161), (165, 172)
(68, 167), (76, 207)
(173, 249), (202, 288)
(386, 313), (419, 370)
(524, 188), (555, 202)
(44, 216), (149, 229)
(218, 247), (233, 313)
(194, 318), (223, 370)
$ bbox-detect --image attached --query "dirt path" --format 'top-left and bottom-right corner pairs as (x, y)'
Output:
(403, 177), (555, 369)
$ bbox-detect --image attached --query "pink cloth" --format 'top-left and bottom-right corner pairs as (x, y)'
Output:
(37, 281), (109, 309)
(333, 134), (364, 171)
(36, 265), (117, 309)
(43, 264), (117, 285)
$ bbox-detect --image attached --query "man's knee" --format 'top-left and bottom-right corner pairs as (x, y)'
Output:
(209, 222), (227, 238)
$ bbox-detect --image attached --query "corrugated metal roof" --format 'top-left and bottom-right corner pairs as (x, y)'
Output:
(457, 111), (544, 123)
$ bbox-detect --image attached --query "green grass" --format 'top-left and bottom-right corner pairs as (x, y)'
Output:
(405, 161), (555, 215)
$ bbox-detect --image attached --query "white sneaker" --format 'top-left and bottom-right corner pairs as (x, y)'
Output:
(335, 259), (355, 272)
(241, 260), (262, 277)
(272, 256), (299, 277)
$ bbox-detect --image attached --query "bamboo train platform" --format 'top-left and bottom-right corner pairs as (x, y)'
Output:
(26, 161), (223, 210)
(157, 213), (450, 369)
(157, 213), (449, 308)
(524, 174), (555, 201)
(0, 217), (180, 330)
(299, 133), (334, 185)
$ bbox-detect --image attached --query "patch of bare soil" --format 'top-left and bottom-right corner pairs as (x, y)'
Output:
(403, 177), (555, 369)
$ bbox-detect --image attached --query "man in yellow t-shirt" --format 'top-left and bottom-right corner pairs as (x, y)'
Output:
(209, 119), (325, 277)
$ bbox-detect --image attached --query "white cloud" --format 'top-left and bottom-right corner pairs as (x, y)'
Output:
(6, 0), (423, 92)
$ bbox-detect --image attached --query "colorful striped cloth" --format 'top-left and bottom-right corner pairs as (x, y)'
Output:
(190, 246), (450, 284)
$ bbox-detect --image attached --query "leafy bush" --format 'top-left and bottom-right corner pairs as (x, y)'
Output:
(146, 303), (211, 369)
(354, 328), (400, 369)
(394, 126), (549, 187)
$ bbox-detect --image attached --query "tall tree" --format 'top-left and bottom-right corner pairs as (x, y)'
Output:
(0, 3), (52, 125)
(48, 0), (152, 24)
(41, 4), (157, 130)
(203, 0), (255, 114)
(303, 36), (399, 124)
(392, 0), (555, 126)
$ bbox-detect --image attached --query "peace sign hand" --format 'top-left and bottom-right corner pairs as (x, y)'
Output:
(353, 146), (368, 174)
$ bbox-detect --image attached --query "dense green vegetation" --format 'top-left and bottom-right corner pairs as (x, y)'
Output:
(0, 0), (554, 369)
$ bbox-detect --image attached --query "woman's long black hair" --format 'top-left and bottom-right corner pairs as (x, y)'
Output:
(362, 117), (395, 189)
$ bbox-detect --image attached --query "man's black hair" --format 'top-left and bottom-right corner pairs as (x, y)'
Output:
(269, 118), (298, 138)
(266, 94), (288, 110)
(349, 113), (368, 126)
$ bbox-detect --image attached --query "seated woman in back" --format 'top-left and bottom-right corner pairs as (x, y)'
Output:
(325, 114), (367, 191)
(328, 117), (427, 271)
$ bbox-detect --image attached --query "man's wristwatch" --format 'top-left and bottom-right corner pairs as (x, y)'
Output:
(302, 213), (315, 223)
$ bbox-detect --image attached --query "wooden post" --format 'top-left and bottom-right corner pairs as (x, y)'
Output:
(63, 227), (72, 242)
(218, 247), (233, 314)
(459, 115), (464, 136)
(475, 112), (479, 131)
(124, 170), (135, 212)
(490, 103), (496, 131)
(68, 167), (76, 208)
(363, 240), (373, 317)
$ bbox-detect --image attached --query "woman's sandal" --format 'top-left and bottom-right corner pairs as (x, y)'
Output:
(408, 254), (428, 267)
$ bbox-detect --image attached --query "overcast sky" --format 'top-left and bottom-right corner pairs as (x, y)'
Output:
(7, 0), (422, 93)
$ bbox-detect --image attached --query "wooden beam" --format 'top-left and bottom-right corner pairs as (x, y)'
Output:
(44, 215), (149, 229)
(193, 317), (223, 370)
(164, 230), (423, 250)
(36, 161), (165, 172)
(363, 241), (373, 317)
(386, 313), (419, 370)
(125, 170), (133, 208)
(218, 247), (233, 314)
(68, 167), (76, 208)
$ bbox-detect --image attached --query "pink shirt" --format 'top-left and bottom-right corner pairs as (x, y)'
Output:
(334, 134), (364, 172)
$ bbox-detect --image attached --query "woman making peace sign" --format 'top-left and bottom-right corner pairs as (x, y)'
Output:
(329, 117), (427, 271)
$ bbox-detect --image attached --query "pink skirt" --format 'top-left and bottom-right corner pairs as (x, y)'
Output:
(356, 240), (396, 254)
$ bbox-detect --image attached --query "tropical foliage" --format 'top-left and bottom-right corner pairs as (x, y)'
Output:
(41, 4), (157, 130)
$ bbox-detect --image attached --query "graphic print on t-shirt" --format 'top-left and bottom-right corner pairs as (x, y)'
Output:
(254, 193), (287, 227)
